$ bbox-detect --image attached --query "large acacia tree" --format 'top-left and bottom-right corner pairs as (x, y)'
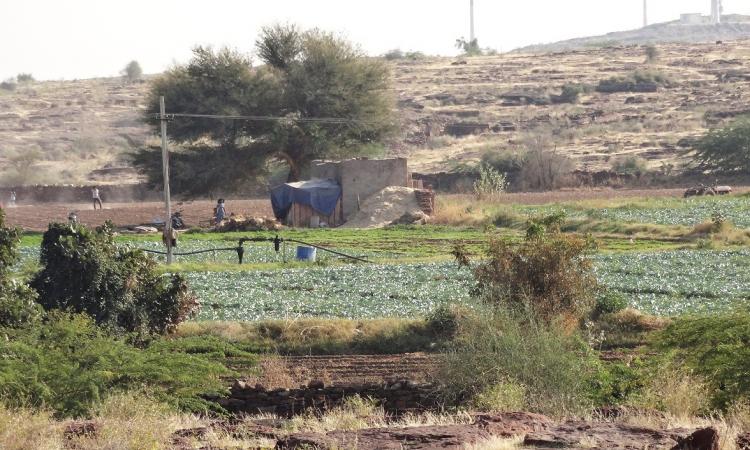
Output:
(693, 117), (750, 173)
(134, 25), (394, 195)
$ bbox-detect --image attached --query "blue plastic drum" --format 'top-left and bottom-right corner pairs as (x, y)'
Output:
(295, 246), (317, 262)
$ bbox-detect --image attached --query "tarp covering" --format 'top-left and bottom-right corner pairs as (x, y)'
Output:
(270, 178), (342, 220)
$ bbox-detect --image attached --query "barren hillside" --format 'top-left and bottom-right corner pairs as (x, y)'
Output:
(2, 39), (750, 185)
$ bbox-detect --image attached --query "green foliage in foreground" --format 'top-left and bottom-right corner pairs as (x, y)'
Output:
(31, 222), (199, 336)
(0, 313), (242, 418)
(0, 210), (41, 328)
(654, 313), (750, 409)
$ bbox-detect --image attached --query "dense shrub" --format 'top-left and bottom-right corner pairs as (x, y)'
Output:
(437, 311), (598, 416)
(518, 136), (575, 191)
(383, 49), (404, 60)
(473, 163), (507, 199)
(644, 45), (659, 64)
(31, 222), (198, 336)
(122, 60), (142, 82)
(0, 79), (16, 91)
(596, 69), (672, 93)
(0, 210), (41, 328)
(594, 291), (629, 317)
(551, 83), (588, 104)
(654, 313), (750, 409)
(693, 117), (750, 173)
(611, 155), (648, 175)
(0, 313), (236, 417)
(15, 73), (34, 83)
(459, 224), (597, 325)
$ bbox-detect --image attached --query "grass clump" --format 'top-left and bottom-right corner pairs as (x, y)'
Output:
(437, 310), (598, 417)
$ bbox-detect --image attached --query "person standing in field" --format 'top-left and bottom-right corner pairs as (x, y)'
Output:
(8, 191), (16, 207)
(214, 198), (226, 225)
(92, 187), (103, 210)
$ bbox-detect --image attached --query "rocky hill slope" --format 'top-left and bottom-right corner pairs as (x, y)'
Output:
(2, 39), (750, 185)
(515, 16), (750, 53)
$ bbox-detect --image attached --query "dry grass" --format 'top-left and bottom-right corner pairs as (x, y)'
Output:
(616, 411), (743, 450)
(280, 396), (473, 434)
(0, 404), (62, 450)
(175, 317), (431, 355)
(688, 221), (750, 246)
(464, 435), (525, 449)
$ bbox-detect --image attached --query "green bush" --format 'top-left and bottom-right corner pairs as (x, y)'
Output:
(0, 210), (41, 328)
(612, 156), (648, 175)
(383, 49), (404, 60)
(0, 313), (236, 417)
(473, 163), (507, 199)
(15, 73), (34, 83)
(425, 305), (462, 338)
(31, 222), (198, 336)
(654, 313), (750, 409)
(458, 224), (597, 325)
(437, 311), (597, 417)
(594, 291), (629, 316)
(473, 380), (527, 412)
(694, 116), (750, 173)
(121, 60), (142, 82)
(0, 79), (16, 91)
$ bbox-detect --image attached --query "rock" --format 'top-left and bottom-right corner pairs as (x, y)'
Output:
(308, 380), (325, 389)
(64, 420), (100, 439)
(672, 427), (719, 450)
(444, 122), (490, 137)
(737, 432), (750, 450)
(231, 380), (247, 391)
(523, 421), (695, 449)
(474, 412), (552, 437)
(277, 424), (491, 449)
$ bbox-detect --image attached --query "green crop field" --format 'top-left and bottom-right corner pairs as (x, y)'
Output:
(517, 195), (750, 227)
(14, 196), (750, 321)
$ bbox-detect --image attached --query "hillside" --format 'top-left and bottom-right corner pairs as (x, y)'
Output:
(515, 16), (750, 53)
(2, 39), (750, 185)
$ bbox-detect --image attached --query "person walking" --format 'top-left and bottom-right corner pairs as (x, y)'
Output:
(214, 198), (226, 225)
(92, 187), (103, 210)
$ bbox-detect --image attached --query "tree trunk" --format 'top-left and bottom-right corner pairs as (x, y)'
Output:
(277, 151), (301, 182)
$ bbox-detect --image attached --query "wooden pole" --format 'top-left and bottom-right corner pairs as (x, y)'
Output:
(160, 96), (173, 265)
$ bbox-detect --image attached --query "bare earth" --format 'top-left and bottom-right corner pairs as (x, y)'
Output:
(3, 199), (272, 232)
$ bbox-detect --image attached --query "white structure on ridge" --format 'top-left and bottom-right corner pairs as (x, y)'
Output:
(469, 0), (475, 42)
(711, 0), (723, 24)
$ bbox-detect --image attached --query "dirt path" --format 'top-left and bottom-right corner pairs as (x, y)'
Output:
(3, 199), (272, 232)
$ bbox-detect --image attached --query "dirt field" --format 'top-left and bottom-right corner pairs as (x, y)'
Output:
(7, 187), (749, 231)
(244, 353), (437, 389)
(3, 199), (273, 232)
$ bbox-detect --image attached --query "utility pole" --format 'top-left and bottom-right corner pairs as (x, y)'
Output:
(643, 0), (648, 27)
(159, 96), (173, 264)
(470, 0), (475, 43)
(711, 0), (722, 24)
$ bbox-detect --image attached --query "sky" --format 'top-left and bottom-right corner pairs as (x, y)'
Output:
(2, 0), (750, 81)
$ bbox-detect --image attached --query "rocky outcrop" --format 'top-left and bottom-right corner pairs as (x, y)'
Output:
(276, 414), (721, 450)
(524, 422), (719, 450)
(219, 379), (440, 418)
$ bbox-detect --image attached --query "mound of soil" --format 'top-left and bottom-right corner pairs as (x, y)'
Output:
(216, 215), (281, 232)
(341, 187), (426, 229)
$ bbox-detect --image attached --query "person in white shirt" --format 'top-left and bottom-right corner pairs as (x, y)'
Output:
(92, 187), (102, 210)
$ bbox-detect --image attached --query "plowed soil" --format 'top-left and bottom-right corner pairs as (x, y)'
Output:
(243, 353), (438, 388)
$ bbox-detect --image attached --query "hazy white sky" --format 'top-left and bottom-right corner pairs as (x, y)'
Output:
(2, 0), (749, 81)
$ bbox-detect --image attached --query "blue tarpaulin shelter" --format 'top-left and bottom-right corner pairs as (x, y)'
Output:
(270, 179), (342, 223)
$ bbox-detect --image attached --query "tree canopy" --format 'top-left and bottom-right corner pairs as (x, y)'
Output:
(693, 117), (750, 173)
(134, 25), (395, 195)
